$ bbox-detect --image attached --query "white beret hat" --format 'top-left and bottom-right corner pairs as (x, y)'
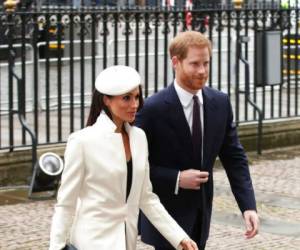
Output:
(95, 65), (141, 95)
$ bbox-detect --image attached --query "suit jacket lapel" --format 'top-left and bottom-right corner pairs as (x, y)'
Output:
(202, 87), (217, 169)
(164, 84), (194, 160)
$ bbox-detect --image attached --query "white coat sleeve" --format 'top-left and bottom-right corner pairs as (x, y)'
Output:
(49, 134), (85, 250)
(139, 159), (188, 250)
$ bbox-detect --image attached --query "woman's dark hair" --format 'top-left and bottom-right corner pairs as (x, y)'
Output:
(86, 86), (144, 127)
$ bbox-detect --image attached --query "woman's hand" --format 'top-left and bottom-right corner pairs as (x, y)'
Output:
(180, 238), (198, 250)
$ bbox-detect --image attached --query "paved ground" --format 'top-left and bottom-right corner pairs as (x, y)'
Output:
(0, 145), (300, 250)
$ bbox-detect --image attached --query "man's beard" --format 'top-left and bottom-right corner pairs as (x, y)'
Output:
(188, 76), (207, 87)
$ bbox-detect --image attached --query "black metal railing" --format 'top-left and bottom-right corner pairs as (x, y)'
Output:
(1, 3), (300, 151)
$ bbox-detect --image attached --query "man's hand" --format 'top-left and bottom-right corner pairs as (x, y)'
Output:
(179, 169), (209, 190)
(180, 238), (198, 250)
(243, 210), (259, 239)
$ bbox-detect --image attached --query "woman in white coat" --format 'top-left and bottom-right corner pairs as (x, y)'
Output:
(49, 65), (198, 250)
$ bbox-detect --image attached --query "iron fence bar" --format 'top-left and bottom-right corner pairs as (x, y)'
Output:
(270, 8), (275, 119)
(279, 8), (283, 117)
(287, 8), (292, 117)
(227, 10), (231, 100)
(45, 13), (51, 142)
(280, 18), (284, 118)
(114, 12), (118, 65)
(80, 11), (85, 128)
(217, 10), (222, 91)
(208, 11), (213, 88)
(253, 9), (258, 120)
(144, 12), (149, 97)
(135, 12), (140, 72)
(244, 9), (249, 121)
(182, 10), (187, 31)
(33, 12), (39, 144)
(262, 9), (266, 119)
(69, 11), (75, 132)
(296, 4), (299, 116)
(173, 11), (178, 39)
(91, 11), (96, 92)
(125, 12), (129, 66)
(0, 14), (1, 148)
(57, 12), (62, 141)
(163, 10), (169, 88)
(102, 12), (107, 70)
(21, 9), (26, 145)
(172, 11), (178, 81)
(235, 10), (241, 125)
(7, 11), (14, 151)
(270, 72), (275, 119)
(287, 8), (291, 117)
(279, 8), (284, 117)
(191, 10), (195, 31)
(154, 11), (158, 92)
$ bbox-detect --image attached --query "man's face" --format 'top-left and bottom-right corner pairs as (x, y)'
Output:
(172, 46), (210, 94)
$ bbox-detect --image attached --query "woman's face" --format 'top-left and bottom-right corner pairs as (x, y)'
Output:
(104, 87), (140, 127)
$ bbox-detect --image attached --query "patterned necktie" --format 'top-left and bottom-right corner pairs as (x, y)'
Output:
(192, 95), (202, 169)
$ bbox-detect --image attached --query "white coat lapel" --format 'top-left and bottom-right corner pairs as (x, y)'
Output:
(94, 112), (128, 202)
(94, 112), (117, 133)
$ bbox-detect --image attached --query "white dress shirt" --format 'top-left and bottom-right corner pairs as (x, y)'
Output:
(174, 80), (204, 194)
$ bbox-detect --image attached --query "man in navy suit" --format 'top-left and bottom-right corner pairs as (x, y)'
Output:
(135, 31), (259, 250)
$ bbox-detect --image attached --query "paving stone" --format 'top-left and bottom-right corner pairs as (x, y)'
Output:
(0, 148), (299, 249)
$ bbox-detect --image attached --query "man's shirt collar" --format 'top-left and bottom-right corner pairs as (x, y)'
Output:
(174, 79), (203, 107)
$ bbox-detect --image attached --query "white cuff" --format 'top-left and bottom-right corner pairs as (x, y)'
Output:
(174, 171), (180, 195)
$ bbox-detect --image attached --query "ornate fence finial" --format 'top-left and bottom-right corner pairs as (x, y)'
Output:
(233, 0), (244, 9)
(4, 0), (18, 13)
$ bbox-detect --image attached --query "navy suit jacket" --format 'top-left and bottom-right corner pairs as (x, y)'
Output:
(135, 84), (256, 248)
